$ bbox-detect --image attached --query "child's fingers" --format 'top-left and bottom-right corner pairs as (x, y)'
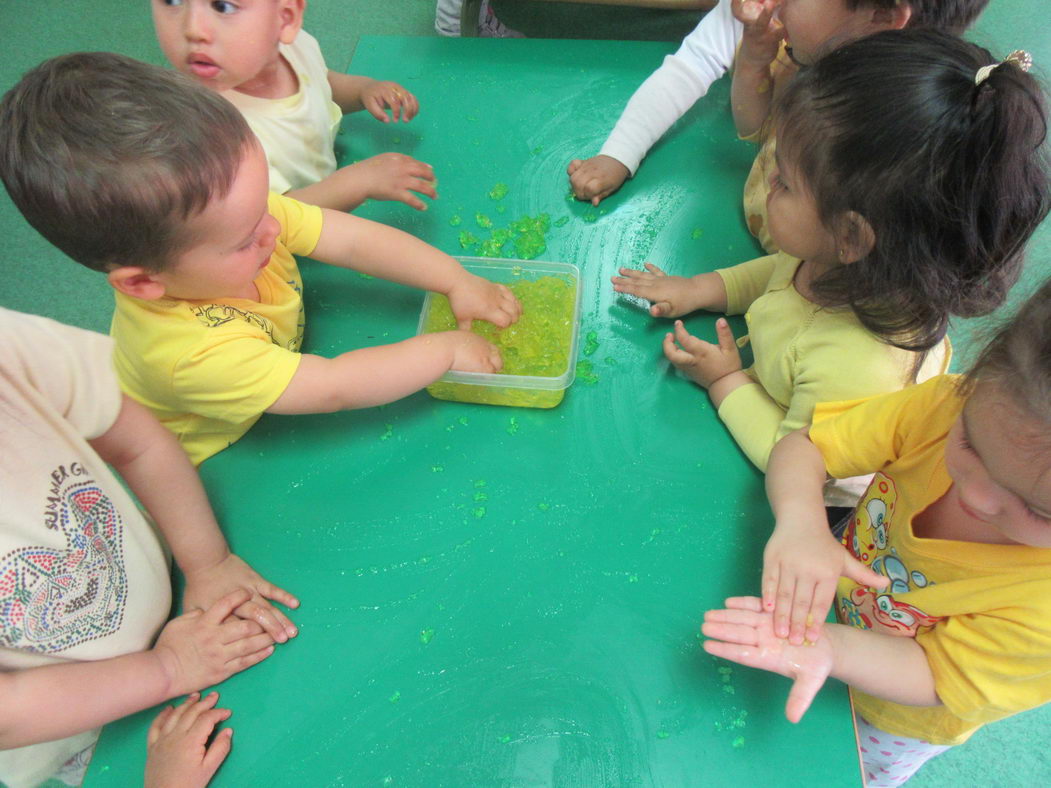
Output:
(219, 617), (266, 645)
(787, 583), (815, 645)
(147, 702), (180, 745)
(761, 564), (779, 613)
(258, 582), (300, 611)
(410, 178), (439, 200)
(365, 97), (390, 123)
(714, 318), (737, 352)
(772, 575), (796, 640)
(642, 262), (666, 276)
(402, 93), (420, 122)
(650, 301), (673, 318)
(188, 707), (232, 742)
(724, 596), (764, 612)
(225, 641), (275, 675)
(400, 192), (427, 212)
(701, 637), (765, 669)
(234, 599), (293, 644)
(784, 672), (823, 724)
(673, 319), (705, 352)
(805, 579), (838, 644)
(844, 555), (891, 590)
(699, 618), (760, 646)
(202, 727), (234, 775)
(202, 589), (253, 626)
(662, 332), (694, 367)
(175, 692), (222, 733)
(567, 159), (583, 176)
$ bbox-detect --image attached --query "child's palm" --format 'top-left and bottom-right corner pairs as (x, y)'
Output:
(702, 596), (833, 723)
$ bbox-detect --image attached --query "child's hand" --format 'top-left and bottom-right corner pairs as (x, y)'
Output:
(663, 318), (742, 388)
(360, 80), (419, 123)
(702, 596), (833, 723)
(182, 553), (299, 645)
(763, 520), (888, 645)
(612, 263), (707, 318)
(444, 330), (503, 374)
(154, 589), (275, 697)
(145, 692), (232, 788)
(567, 155), (629, 206)
(447, 274), (522, 331)
(732, 0), (785, 67)
(346, 153), (437, 212)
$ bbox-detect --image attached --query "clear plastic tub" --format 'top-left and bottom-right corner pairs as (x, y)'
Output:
(416, 257), (581, 408)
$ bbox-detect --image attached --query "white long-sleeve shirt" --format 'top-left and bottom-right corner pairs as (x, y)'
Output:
(599, 1), (742, 174)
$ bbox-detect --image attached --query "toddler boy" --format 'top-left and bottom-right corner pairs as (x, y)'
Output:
(0, 53), (520, 465)
(153, 0), (435, 212)
(0, 307), (296, 788)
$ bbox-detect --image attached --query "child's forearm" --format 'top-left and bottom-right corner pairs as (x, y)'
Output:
(765, 428), (827, 527)
(312, 209), (469, 294)
(286, 168), (369, 212)
(731, 60), (774, 138)
(827, 624), (940, 706)
(327, 71), (374, 114)
(0, 650), (171, 749)
(88, 396), (230, 576)
(268, 334), (465, 415)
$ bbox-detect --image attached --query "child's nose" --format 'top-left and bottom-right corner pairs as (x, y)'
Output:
(183, 5), (211, 42)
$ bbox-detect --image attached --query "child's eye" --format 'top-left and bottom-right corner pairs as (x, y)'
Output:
(211, 1), (237, 13)
(161, 0), (184, 6)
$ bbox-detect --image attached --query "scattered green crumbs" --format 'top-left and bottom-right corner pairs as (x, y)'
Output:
(537, 502), (550, 511)
(691, 227), (704, 240)
(473, 507), (486, 518)
(474, 479), (487, 488)
(431, 465), (444, 473)
(554, 216), (569, 228)
(380, 424), (393, 441)
(576, 359), (599, 384)
(475, 213), (493, 229)
(458, 230), (478, 249)
(420, 629), (435, 645)
(507, 415), (519, 435)
(583, 330), (599, 356)
(488, 182), (509, 200)
(473, 491), (488, 501)
(458, 416), (469, 426)
(450, 215), (463, 226)
(732, 736), (746, 749)
(389, 691), (401, 703)
(657, 730), (670, 740)
(499, 735), (512, 744)
(357, 272), (375, 280)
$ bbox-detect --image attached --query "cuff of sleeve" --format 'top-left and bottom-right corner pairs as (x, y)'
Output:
(716, 381), (780, 471)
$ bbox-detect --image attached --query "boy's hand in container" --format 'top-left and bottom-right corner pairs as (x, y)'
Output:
(663, 318), (742, 388)
(443, 330), (504, 374)
(360, 80), (419, 123)
(567, 155), (629, 206)
(733, 0), (785, 67)
(145, 692), (232, 788)
(446, 274), (522, 330)
(612, 263), (712, 318)
(702, 596), (832, 723)
(182, 553), (299, 644)
(154, 589), (275, 697)
(763, 520), (887, 645)
(348, 153), (437, 211)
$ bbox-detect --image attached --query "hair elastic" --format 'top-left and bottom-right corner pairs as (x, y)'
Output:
(975, 50), (1033, 85)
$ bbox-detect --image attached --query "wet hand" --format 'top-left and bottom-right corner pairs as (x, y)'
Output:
(446, 330), (503, 374)
(612, 263), (703, 318)
(447, 274), (522, 330)
(567, 155), (629, 206)
(662, 318), (742, 388)
(351, 153), (437, 211)
(361, 80), (419, 123)
(145, 692), (233, 788)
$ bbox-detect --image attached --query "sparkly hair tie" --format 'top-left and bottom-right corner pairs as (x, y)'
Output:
(975, 50), (1033, 85)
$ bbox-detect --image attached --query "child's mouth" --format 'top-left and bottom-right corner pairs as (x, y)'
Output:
(188, 55), (220, 80)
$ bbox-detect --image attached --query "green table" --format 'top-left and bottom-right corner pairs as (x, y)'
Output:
(87, 37), (859, 786)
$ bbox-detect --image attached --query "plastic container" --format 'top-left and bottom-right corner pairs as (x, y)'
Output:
(416, 257), (581, 408)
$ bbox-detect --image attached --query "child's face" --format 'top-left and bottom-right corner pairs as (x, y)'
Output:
(152, 0), (299, 93)
(944, 382), (1051, 548)
(779, 0), (892, 65)
(765, 151), (838, 266)
(155, 142), (280, 301)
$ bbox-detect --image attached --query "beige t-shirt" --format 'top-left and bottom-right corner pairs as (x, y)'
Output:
(0, 308), (170, 788)
(224, 29), (342, 195)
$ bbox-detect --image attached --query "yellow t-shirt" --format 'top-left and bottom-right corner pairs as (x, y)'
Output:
(111, 193), (323, 464)
(714, 252), (948, 473)
(811, 376), (1051, 745)
(738, 42), (796, 255)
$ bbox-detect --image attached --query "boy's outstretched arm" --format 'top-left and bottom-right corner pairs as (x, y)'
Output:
(730, 0), (785, 137)
(0, 590), (271, 750)
(267, 330), (502, 415)
(287, 153), (437, 213)
(311, 209), (522, 330)
(702, 596), (938, 722)
(327, 71), (418, 123)
(89, 395), (299, 643)
(764, 429), (887, 646)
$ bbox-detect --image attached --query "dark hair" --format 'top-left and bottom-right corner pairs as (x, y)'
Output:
(776, 28), (1050, 354)
(0, 52), (255, 272)
(962, 275), (1051, 423)
(846, 0), (989, 34)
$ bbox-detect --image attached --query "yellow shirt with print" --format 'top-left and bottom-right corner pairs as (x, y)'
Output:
(810, 376), (1051, 745)
(713, 251), (948, 473)
(111, 193), (323, 465)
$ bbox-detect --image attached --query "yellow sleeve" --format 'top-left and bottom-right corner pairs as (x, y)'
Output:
(715, 254), (780, 315)
(171, 333), (301, 423)
(918, 580), (1051, 724)
(267, 191), (324, 258)
(811, 376), (958, 480)
(716, 382), (784, 471)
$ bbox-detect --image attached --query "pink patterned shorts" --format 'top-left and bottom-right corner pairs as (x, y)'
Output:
(856, 714), (952, 786)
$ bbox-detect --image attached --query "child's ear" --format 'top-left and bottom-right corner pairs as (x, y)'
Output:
(871, 1), (911, 30)
(836, 211), (875, 265)
(107, 266), (168, 301)
(278, 0), (305, 45)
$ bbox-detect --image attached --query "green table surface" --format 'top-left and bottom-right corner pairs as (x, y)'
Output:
(87, 37), (859, 787)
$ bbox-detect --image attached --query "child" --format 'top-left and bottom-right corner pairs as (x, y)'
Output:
(0, 53), (521, 466)
(703, 274), (1051, 787)
(568, 0), (988, 252)
(144, 692), (234, 788)
(0, 307), (297, 788)
(435, 0), (523, 38)
(610, 30), (1050, 503)
(152, 0), (435, 213)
